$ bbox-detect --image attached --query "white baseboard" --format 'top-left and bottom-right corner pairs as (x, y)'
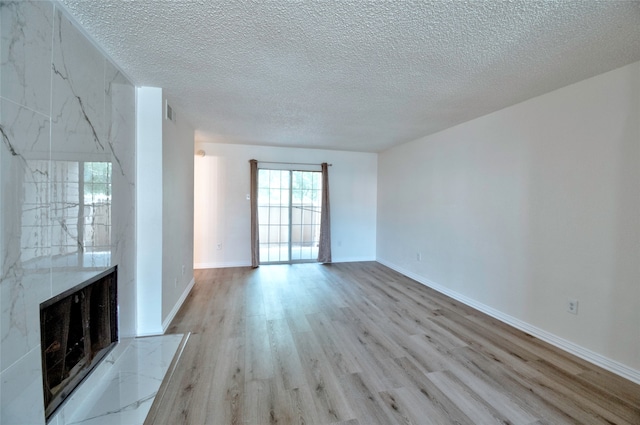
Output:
(377, 258), (640, 385)
(331, 256), (377, 263)
(135, 328), (164, 338)
(194, 257), (376, 269)
(162, 277), (196, 332)
(194, 261), (252, 269)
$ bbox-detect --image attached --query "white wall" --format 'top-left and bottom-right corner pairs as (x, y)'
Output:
(162, 96), (195, 326)
(136, 90), (195, 334)
(194, 143), (377, 267)
(377, 61), (640, 381)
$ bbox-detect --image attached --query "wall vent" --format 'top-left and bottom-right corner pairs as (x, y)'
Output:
(165, 100), (176, 123)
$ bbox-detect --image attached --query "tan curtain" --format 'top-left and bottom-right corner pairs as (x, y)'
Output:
(317, 162), (332, 263)
(250, 159), (259, 267)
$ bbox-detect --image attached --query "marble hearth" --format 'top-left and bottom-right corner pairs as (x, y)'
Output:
(49, 334), (184, 425)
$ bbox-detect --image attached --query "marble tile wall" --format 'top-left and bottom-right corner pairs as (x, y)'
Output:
(0, 2), (136, 423)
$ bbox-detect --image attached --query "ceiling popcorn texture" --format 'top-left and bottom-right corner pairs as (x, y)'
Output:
(59, 1), (640, 152)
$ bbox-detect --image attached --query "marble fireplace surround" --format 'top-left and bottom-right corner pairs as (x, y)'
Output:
(1, 2), (137, 424)
(40, 266), (118, 420)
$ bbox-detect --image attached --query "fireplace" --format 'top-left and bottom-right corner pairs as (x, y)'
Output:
(39, 266), (118, 420)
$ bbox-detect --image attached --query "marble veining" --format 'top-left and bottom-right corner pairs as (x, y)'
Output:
(1, 2), (136, 424)
(0, 1), (53, 116)
(1, 98), (52, 371)
(0, 124), (19, 156)
(50, 335), (184, 425)
(51, 8), (106, 155)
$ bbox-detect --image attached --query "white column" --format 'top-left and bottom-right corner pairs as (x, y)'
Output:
(135, 86), (164, 336)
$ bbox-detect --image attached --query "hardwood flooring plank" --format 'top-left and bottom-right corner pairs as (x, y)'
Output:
(244, 378), (294, 425)
(452, 347), (579, 424)
(243, 270), (266, 318)
(339, 305), (407, 360)
(338, 372), (397, 425)
(288, 385), (326, 425)
(523, 371), (633, 424)
(386, 329), (459, 378)
(577, 369), (640, 409)
(527, 359), (639, 425)
(285, 308), (314, 334)
(330, 311), (407, 392)
(461, 310), (592, 375)
(330, 420), (360, 425)
(206, 336), (245, 425)
(306, 312), (362, 376)
(245, 314), (274, 382)
(430, 313), (538, 378)
(427, 369), (517, 424)
(147, 263), (640, 425)
(458, 342), (624, 424)
(386, 386), (460, 425)
(377, 390), (417, 425)
(391, 357), (476, 425)
(445, 349), (540, 424)
(436, 308), (541, 364)
(146, 333), (209, 425)
(290, 329), (355, 423)
(267, 318), (307, 391)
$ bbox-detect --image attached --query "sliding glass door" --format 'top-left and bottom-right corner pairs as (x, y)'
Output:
(258, 169), (322, 264)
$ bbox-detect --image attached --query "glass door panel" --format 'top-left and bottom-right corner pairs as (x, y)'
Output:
(291, 171), (321, 261)
(258, 169), (290, 263)
(258, 169), (321, 264)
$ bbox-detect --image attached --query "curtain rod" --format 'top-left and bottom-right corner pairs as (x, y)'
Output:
(251, 160), (332, 166)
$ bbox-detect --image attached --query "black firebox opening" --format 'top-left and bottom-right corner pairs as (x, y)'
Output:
(40, 266), (118, 420)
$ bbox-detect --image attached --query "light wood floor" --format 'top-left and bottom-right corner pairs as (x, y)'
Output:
(145, 262), (640, 425)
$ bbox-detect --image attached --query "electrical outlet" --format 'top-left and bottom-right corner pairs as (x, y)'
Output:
(417, 252), (422, 261)
(567, 298), (578, 315)
(182, 265), (185, 275)
(217, 243), (222, 250)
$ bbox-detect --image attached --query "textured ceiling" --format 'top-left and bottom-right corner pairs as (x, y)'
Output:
(59, 0), (640, 152)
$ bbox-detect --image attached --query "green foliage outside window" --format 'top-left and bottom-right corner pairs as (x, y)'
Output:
(83, 162), (112, 201)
